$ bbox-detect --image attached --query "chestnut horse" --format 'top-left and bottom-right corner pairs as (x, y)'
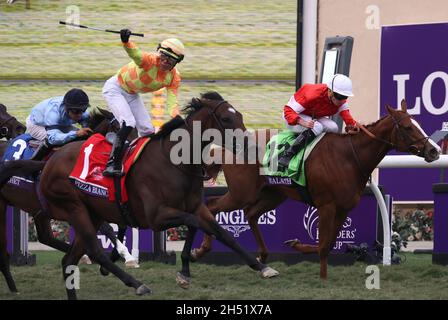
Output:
(192, 100), (441, 279)
(0, 92), (277, 299)
(0, 107), (124, 293)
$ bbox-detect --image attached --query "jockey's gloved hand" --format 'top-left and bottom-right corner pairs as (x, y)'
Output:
(120, 29), (132, 43)
(345, 123), (360, 134)
(76, 127), (94, 137)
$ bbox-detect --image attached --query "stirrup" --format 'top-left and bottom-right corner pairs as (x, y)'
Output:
(102, 165), (124, 177)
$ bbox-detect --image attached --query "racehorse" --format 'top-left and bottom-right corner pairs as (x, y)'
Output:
(0, 92), (277, 299)
(0, 103), (26, 142)
(0, 107), (125, 293)
(191, 100), (441, 279)
(0, 103), (27, 291)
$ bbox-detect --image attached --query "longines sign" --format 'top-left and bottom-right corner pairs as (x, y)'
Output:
(380, 23), (448, 201)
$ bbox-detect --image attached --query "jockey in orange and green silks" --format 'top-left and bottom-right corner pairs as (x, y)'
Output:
(102, 30), (185, 177)
(117, 38), (183, 118)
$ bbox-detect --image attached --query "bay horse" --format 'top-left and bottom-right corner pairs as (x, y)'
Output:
(0, 92), (277, 299)
(0, 107), (127, 293)
(192, 100), (441, 279)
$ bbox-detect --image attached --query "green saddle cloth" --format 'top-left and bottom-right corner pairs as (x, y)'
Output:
(262, 131), (313, 186)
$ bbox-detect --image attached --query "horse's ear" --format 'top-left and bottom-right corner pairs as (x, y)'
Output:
(385, 104), (395, 115)
(0, 104), (6, 112)
(192, 97), (201, 105)
(89, 105), (101, 117)
(400, 99), (408, 112)
(98, 107), (112, 118)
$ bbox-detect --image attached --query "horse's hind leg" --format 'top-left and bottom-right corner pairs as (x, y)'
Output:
(34, 213), (71, 253)
(0, 199), (17, 293)
(55, 205), (150, 299)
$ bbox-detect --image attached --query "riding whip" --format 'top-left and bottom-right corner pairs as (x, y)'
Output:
(59, 21), (144, 37)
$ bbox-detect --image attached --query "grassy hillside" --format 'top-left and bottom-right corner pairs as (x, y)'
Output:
(0, 80), (293, 129)
(0, 0), (297, 80)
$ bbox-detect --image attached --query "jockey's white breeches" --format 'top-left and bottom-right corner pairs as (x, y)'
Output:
(102, 76), (155, 136)
(25, 115), (47, 141)
(283, 113), (339, 135)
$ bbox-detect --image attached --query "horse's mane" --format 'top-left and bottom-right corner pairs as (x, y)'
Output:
(151, 91), (225, 139)
(364, 113), (391, 130)
(182, 91), (225, 117)
(150, 115), (185, 139)
(86, 106), (114, 129)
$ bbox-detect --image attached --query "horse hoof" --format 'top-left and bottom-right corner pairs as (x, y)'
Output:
(99, 266), (110, 276)
(78, 254), (92, 265)
(260, 266), (280, 278)
(136, 284), (152, 296)
(125, 260), (140, 268)
(189, 249), (198, 262)
(283, 238), (300, 247)
(176, 272), (191, 289)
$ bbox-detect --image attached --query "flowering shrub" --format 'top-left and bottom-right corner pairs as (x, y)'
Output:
(28, 218), (70, 243)
(167, 225), (188, 241)
(393, 208), (433, 242)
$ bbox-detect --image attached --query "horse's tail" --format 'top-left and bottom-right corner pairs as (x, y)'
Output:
(0, 160), (46, 188)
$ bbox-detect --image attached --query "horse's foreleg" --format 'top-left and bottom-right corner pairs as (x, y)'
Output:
(0, 200), (17, 293)
(191, 192), (251, 261)
(196, 203), (278, 278)
(248, 217), (268, 264)
(244, 189), (286, 264)
(34, 214), (71, 253)
(152, 206), (203, 288)
(177, 225), (197, 289)
(190, 234), (212, 262)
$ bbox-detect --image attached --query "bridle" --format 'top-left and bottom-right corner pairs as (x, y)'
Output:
(0, 115), (20, 139)
(357, 113), (429, 156)
(184, 99), (229, 132)
(349, 113), (429, 181)
(160, 99), (230, 179)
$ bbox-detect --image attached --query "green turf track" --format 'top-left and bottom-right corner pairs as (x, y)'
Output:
(1, 251), (448, 300)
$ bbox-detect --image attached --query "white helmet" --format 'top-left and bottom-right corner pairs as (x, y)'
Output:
(328, 74), (354, 97)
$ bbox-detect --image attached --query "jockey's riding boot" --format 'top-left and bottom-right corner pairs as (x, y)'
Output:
(277, 129), (315, 171)
(30, 139), (53, 161)
(103, 125), (133, 177)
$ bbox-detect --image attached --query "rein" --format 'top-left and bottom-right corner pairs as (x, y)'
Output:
(349, 113), (429, 181)
(158, 100), (229, 180)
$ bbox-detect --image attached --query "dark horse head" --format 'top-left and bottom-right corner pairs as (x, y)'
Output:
(86, 106), (138, 141)
(180, 91), (247, 155)
(0, 103), (26, 140)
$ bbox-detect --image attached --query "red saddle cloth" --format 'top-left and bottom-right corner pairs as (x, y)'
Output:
(69, 133), (150, 202)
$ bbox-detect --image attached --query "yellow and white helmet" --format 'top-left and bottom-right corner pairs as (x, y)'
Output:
(158, 38), (185, 63)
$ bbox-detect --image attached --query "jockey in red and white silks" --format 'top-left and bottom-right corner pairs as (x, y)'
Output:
(278, 74), (358, 170)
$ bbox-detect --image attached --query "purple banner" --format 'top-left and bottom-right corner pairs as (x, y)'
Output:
(6, 206), (13, 254)
(433, 184), (448, 254)
(380, 23), (448, 201)
(70, 224), (153, 254)
(193, 191), (379, 253)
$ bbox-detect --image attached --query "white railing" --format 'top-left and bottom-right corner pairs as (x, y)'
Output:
(372, 154), (448, 265)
